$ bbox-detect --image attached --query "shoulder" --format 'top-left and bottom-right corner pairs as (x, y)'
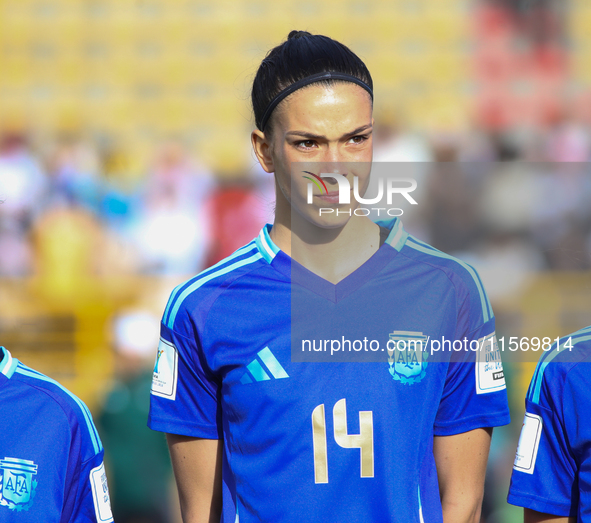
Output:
(401, 235), (486, 289)
(162, 238), (269, 332)
(390, 227), (493, 325)
(527, 326), (591, 408)
(10, 361), (103, 461)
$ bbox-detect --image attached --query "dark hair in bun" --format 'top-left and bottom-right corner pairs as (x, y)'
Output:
(252, 31), (373, 132)
(287, 30), (311, 40)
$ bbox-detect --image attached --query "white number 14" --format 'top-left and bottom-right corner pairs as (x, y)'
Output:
(311, 398), (374, 484)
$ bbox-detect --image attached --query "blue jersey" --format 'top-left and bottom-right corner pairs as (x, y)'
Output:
(508, 326), (591, 520)
(0, 347), (114, 523)
(149, 218), (510, 523)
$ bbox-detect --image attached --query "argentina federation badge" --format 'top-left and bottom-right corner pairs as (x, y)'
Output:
(0, 457), (38, 512)
(387, 331), (429, 385)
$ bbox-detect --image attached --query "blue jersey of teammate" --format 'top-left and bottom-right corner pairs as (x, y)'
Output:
(0, 347), (114, 522)
(149, 218), (510, 523)
(508, 325), (591, 520)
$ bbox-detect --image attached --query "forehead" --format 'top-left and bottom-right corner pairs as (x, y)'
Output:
(272, 82), (372, 133)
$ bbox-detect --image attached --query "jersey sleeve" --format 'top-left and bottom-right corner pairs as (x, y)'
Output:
(568, 364), (591, 522)
(148, 305), (221, 439)
(433, 267), (510, 436)
(507, 365), (580, 517)
(59, 398), (114, 523)
(65, 449), (114, 523)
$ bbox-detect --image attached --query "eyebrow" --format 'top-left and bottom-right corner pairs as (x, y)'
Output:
(285, 124), (372, 140)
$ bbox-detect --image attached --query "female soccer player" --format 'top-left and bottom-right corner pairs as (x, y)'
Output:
(508, 325), (591, 522)
(149, 31), (510, 523)
(0, 346), (113, 522)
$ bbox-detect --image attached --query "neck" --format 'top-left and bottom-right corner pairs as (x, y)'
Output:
(270, 188), (379, 284)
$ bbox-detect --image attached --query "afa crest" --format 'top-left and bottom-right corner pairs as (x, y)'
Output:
(387, 331), (429, 385)
(0, 457), (38, 512)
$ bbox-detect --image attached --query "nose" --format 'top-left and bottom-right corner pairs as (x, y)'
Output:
(318, 146), (347, 183)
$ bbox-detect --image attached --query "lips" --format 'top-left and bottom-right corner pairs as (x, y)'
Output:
(317, 192), (341, 203)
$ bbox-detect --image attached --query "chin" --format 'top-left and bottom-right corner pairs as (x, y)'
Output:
(295, 203), (358, 230)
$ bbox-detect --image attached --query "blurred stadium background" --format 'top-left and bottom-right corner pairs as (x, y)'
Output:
(0, 0), (590, 521)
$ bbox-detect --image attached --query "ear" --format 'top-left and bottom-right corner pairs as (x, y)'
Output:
(251, 129), (275, 173)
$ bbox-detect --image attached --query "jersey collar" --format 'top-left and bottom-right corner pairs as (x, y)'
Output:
(255, 224), (279, 264)
(255, 217), (408, 263)
(375, 217), (408, 252)
(0, 347), (18, 379)
(253, 218), (407, 302)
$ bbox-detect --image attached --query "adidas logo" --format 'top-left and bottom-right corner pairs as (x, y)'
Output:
(240, 347), (289, 384)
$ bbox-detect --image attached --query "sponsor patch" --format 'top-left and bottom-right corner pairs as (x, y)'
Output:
(90, 462), (113, 522)
(476, 332), (506, 394)
(151, 337), (178, 400)
(513, 412), (543, 474)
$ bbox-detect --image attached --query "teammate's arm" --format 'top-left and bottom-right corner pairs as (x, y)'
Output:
(166, 434), (222, 523)
(433, 427), (492, 523)
(523, 509), (574, 523)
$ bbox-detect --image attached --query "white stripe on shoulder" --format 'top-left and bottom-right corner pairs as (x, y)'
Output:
(529, 329), (591, 405)
(14, 364), (103, 455)
(405, 237), (492, 323)
(163, 241), (257, 326)
(258, 229), (276, 261)
(166, 251), (263, 329)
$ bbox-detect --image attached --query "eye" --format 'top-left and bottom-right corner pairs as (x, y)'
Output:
(348, 134), (369, 144)
(296, 140), (317, 149)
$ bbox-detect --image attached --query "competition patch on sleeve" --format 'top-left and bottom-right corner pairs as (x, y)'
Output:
(476, 332), (506, 394)
(513, 412), (542, 474)
(151, 337), (178, 400)
(90, 462), (113, 522)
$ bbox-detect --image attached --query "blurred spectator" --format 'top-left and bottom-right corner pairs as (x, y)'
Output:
(425, 145), (485, 253)
(125, 139), (215, 275)
(44, 134), (104, 214)
(0, 133), (47, 276)
(99, 146), (141, 230)
(480, 163), (539, 236)
(373, 120), (433, 164)
(205, 166), (273, 266)
(457, 124), (498, 163)
(0, 227), (33, 277)
(97, 310), (176, 523)
(462, 233), (545, 303)
(545, 112), (591, 163)
(372, 119), (433, 239)
(530, 161), (591, 270)
(31, 206), (107, 298)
